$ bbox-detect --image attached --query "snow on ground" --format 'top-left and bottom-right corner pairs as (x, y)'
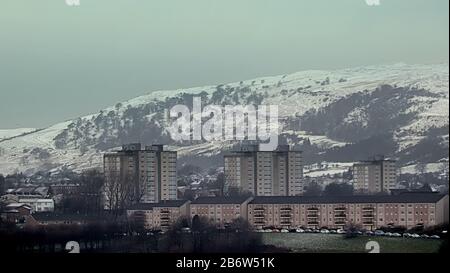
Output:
(400, 162), (449, 175)
(112, 63), (449, 120)
(304, 162), (354, 178)
(0, 128), (37, 141)
(170, 141), (235, 158)
(284, 130), (349, 149)
(299, 132), (349, 149)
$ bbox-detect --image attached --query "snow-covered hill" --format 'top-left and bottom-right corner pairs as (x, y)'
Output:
(0, 128), (37, 141)
(0, 63), (448, 175)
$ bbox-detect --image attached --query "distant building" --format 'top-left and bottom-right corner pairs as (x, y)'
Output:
(1, 194), (56, 213)
(17, 197), (55, 213)
(247, 193), (449, 230)
(0, 194), (20, 204)
(49, 183), (81, 195)
(190, 196), (253, 228)
(103, 144), (177, 206)
(1, 203), (33, 224)
(5, 186), (49, 197)
(390, 184), (435, 196)
(224, 144), (303, 196)
(127, 200), (190, 230)
(353, 156), (397, 194)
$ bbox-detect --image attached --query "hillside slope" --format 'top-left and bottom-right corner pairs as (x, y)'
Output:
(0, 63), (448, 175)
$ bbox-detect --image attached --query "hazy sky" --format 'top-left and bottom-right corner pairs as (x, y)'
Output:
(0, 0), (448, 129)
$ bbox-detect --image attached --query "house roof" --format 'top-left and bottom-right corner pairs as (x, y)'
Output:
(191, 196), (252, 205)
(249, 193), (447, 205)
(127, 200), (190, 210)
(5, 203), (32, 209)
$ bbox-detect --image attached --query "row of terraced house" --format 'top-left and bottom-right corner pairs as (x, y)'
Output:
(127, 192), (449, 231)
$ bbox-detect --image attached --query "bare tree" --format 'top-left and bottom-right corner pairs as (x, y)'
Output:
(415, 162), (427, 187)
(415, 162), (427, 175)
(438, 163), (449, 181)
(104, 174), (134, 217)
(212, 172), (225, 196)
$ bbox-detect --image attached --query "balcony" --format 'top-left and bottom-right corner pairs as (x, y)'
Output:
(280, 207), (292, 211)
(254, 207), (265, 212)
(334, 207), (346, 211)
(334, 214), (347, 218)
(253, 214), (265, 218)
(362, 214), (374, 218)
(307, 207), (319, 211)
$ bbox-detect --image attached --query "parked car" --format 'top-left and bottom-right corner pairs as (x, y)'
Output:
(304, 228), (313, 233)
(385, 232), (393, 237)
(374, 230), (385, 236)
(320, 229), (330, 234)
(296, 228), (305, 233)
(313, 229), (321, 233)
(280, 229), (289, 233)
(330, 229), (338, 234)
(181, 227), (192, 233)
(430, 235), (441, 239)
(420, 234), (430, 239)
(365, 231), (374, 236)
(411, 233), (421, 238)
(392, 233), (402, 237)
(337, 229), (346, 234)
(403, 233), (411, 238)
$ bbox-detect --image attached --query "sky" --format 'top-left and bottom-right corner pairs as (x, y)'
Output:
(0, 0), (448, 129)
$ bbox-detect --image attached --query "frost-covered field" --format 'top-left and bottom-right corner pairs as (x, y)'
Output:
(261, 233), (442, 253)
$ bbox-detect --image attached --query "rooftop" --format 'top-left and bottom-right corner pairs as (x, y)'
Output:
(191, 196), (252, 204)
(128, 200), (189, 210)
(249, 192), (447, 205)
(5, 203), (32, 210)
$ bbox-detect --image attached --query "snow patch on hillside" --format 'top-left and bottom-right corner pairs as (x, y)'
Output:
(0, 128), (37, 141)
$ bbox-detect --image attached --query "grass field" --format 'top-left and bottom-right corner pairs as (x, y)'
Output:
(261, 233), (444, 253)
